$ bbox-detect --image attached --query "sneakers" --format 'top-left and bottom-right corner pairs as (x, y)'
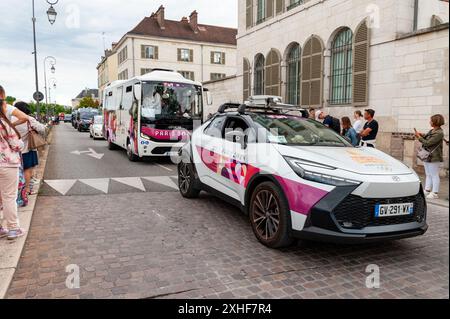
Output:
(426, 192), (439, 200)
(424, 190), (431, 196)
(7, 228), (26, 240)
(0, 227), (8, 239)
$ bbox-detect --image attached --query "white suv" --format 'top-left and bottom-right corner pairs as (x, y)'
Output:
(177, 97), (427, 248)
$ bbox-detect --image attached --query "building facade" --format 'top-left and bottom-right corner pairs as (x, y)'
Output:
(97, 49), (118, 103)
(72, 89), (100, 108)
(108, 6), (237, 85)
(222, 0), (448, 173)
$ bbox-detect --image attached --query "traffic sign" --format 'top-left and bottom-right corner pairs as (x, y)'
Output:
(33, 91), (44, 102)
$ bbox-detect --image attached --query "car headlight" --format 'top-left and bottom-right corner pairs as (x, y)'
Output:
(284, 156), (361, 187)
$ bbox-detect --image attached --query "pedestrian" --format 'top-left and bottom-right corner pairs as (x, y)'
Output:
(316, 110), (341, 134)
(0, 85), (29, 240)
(308, 108), (316, 120)
(359, 109), (379, 148)
(415, 114), (446, 199)
(14, 102), (46, 196)
(341, 116), (359, 146)
(353, 110), (365, 135)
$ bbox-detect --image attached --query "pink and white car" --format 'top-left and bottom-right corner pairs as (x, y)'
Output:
(178, 97), (428, 248)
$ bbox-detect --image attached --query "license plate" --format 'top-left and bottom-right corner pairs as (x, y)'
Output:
(375, 203), (414, 218)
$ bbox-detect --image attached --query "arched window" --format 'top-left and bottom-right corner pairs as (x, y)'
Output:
(243, 58), (251, 101)
(301, 35), (324, 108)
(265, 49), (281, 96)
(254, 54), (265, 95)
(286, 43), (301, 105)
(330, 28), (353, 105)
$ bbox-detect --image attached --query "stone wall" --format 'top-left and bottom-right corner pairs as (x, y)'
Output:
(203, 76), (240, 119)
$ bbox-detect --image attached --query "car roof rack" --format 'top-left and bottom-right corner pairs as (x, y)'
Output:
(217, 96), (308, 118)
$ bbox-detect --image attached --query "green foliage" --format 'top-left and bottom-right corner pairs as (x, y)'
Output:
(78, 96), (99, 108)
(5, 96), (16, 105)
(28, 102), (72, 116)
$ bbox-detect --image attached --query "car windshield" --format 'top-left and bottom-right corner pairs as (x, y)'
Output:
(141, 81), (202, 124)
(93, 116), (103, 124)
(250, 114), (351, 147)
(80, 112), (97, 120)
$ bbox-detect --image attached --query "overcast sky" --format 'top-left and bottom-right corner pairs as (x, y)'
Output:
(0, 0), (238, 106)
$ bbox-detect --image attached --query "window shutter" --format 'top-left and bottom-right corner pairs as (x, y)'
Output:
(265, 49), (281, 96)
(353, 19), (370, 106)
(191, 72), (195, 81)
(276, 0), (284, 14)
(243, 58), (250, 101)
(141, 45), (146, 59)
(190, 49), (194, 62)
(222, 52), (226, 65)
(246, 0), (253, 28)
(211, 52), (214, 64)
(266, 0), (274, 19)
(301, 36), (324, 107)
(177, 48), (181, 61)
(154, 46), (159, 60)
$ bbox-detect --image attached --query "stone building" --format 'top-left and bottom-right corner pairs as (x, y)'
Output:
(107, 5), (237, 85)
(205, 0), (449, 174)
(97, 48), (118, 103)
(71, 89), (100, 108)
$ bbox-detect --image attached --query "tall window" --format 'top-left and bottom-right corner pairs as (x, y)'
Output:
(286, 43), (301, 105)
(118, 69), (128, 80)
(118, 46), (128, 65)
(257, 0), (266, 24)
(211, 52), (226, 65)
(330, 28), (353, 105)
(243, 58), (251, 101)
(141, 45), (158, 59)
(179, 71), (195, 81)
(254, 54), (265, 95)
(178, 48), (193, 62)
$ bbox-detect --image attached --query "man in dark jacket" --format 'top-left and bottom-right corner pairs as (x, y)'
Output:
(316, 110), (341, 134)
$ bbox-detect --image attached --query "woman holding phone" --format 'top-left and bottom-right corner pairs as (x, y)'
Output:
(0, 85), (30, 240)
(414, 114), (445, 200)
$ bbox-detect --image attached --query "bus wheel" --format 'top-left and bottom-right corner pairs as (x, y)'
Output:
(127, 141), (139, 162)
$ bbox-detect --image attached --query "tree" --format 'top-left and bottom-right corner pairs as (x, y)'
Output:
(5, 96), (16, 105)
(78, 96), (99, 108)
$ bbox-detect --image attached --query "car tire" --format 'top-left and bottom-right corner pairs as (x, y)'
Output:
(108, 139), (117, 150)
(178, 161), (200, 198)
(249, 181), (294, 249)
(127, 141), (139, 162)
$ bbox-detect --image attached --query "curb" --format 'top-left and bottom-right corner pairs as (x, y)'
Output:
(0, 128), (53, 299)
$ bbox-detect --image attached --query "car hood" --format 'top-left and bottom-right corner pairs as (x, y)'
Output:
(273, 145), (413, 176)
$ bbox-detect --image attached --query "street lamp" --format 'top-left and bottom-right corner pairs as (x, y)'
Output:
(48, 77), (57, 117)
(32, 0), (59, 120)
(43, 55), (56, 107)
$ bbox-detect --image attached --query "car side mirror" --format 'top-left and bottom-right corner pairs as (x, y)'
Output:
(225, 130), (247, 149)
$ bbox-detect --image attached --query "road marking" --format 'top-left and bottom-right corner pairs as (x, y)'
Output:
(112, 177), (146, 192)
(156, 164), (173, 172)
(45, 180), (77, 196)
(142, 176), (178, 190)
(71, 148), (104, 160)
(80, 178), (110, 193)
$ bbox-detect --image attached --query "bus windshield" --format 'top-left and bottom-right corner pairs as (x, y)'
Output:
(141, 81), (202, 124)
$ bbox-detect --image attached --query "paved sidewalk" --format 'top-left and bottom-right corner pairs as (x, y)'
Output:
(419, 174), (449, 207)
(0, 129), (52, 298)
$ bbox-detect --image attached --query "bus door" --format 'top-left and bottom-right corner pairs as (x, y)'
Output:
(118, 84), (134, 149)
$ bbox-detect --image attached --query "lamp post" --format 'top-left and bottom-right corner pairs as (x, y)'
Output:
(32, 0), (59, 120)
(48, 77), (57, 117)
(43, 56), (56, 107)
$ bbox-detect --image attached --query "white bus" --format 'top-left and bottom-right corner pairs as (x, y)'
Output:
(103, 70), (210, 161)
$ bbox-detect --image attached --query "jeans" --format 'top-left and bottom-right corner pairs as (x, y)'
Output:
(0, 167), (20, 230)
(423, 162), (441, 194)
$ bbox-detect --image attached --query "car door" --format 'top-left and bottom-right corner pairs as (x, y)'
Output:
(194, 115), (238, 200)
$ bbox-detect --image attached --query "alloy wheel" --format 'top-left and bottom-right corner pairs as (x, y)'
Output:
(252, 190), (281, 241)
(179, 163), (191, 194)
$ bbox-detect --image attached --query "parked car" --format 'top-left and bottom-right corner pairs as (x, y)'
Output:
(76, 109), (99, 132)
(72, 111), (79, 128)
(90, 115), (104, 139)
(64, 114), (72, 123)
(178, 96), (428, 248)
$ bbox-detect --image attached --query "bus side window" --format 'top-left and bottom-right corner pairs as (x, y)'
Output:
(122, 86), (133, 111)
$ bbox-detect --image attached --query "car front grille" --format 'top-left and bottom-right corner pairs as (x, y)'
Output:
(333, 193), (426, 229)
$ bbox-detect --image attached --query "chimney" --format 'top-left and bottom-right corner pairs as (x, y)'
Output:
(155, 5), (165, 29)
(189, 10), (198, 33)
(181, 16), (189, 24)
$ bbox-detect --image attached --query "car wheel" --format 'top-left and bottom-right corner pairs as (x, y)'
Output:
(249, 182), (294, 248)
(108, 141), (117, 150)
(127, 141), (139, 162)
(178, 161), (200, 198)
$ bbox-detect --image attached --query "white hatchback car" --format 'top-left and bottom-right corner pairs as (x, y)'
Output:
(90, 115), (104, 140)
(178, 97), (428, 248)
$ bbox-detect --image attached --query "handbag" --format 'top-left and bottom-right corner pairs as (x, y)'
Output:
(417, 144), (440, 162)
(27, 122), (46, 150)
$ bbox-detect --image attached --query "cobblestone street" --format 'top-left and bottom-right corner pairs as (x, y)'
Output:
(7, 189), (449, 299)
